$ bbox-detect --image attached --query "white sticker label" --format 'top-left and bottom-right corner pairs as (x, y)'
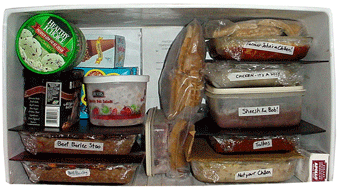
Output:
(238, 105), (280, 116)
(54, 140), (104, 151)
(253, 139), (273, 150)
(235, 168), (273, 180)
(66, 169), (90, 178)
(244, 41), (295, 55)
(228, 70), (281, 81)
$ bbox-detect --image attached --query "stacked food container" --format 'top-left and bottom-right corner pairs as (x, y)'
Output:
(185, 19), (327, 183)
(9, 13), (148, 184)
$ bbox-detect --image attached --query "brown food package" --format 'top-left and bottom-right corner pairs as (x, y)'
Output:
(159, 19), (205, 121)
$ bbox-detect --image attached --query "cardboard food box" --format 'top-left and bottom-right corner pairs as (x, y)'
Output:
(77, 29), (126, 68)
(295, 147), (329, 182)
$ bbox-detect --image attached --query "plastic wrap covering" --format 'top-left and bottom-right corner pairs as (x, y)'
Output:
(203, 61), (303, 88)
(22, 161), (138, 184)
(204, 19), (312, 61)
(205, 85), (305, 128)
(159, 19), (205, 120)
(204, 19), (308, 38)
(209, 135), (299, 154)
(186, 138), (303, 183)
(191, 159), (298, 183)
(158, 19), (205, 178)
(19, 131), (136, 155)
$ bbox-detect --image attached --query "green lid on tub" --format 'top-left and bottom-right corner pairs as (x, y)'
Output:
(16, 13), (86, 75)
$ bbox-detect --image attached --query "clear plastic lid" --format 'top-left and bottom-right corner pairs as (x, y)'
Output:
(205, 84), (305, 95)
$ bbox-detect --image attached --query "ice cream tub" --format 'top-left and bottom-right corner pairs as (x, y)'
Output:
(205, 84), (305, 128)
(84, 75), (149, 127)
(16, 14), (86, 75)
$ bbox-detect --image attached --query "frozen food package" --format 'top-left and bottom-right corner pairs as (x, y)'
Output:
(18, 131), (136, 155)
(187, 138), (303, 183)
(145, 108), (171, 176)
(158, 19), (206, 121)
(209, 135), (299, 154)
(203, 61), (303, 88)
(204, 19), (308, 39)
(205, 85), (305, 128)
(295, 146), (329, 182)
(204, 19), (312, 61)
(10, 151), (144, 184)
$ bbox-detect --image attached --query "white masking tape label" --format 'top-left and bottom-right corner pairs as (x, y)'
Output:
(244, 41), (295, 55)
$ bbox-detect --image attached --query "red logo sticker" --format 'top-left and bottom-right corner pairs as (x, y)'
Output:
(312, 160), (327, 182)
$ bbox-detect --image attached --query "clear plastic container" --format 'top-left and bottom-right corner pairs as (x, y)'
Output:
(18, 131), (136, 155)
(188, 138), (303, 183)
(209, 135), (299, 154)
(10, 152), (143, 184)
(205, 85), (305, 128)
(84, 75), (149, 127)
(203, 61), (303, 88)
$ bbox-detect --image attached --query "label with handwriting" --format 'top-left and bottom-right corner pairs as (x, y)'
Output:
(66, 169), (90, 178)
(253, 139), (273, 149)
(244, 41), (294, 55)
(235, 168), (273, 180)
(228, 70), (281, 81)
(238, 105), (280, 116)
(54, 140), (104, 151)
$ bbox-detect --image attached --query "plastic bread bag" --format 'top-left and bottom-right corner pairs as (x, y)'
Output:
(158, 19), (206, 121)
(204, 19), (312, 61)
(209, 135), (299, 154)
(18, 131), (136, 155)
(203, 61), (303, 88)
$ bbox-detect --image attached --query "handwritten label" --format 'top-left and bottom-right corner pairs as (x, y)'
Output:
(235, 168), (273, 180)
(66, 169), (90, 178)
(253, 139), (273, 150)
(54, 140), (104, 151)
(244, 41), (295, 55)
(238, 105), (280, 116)
(228, 70), (281, 81)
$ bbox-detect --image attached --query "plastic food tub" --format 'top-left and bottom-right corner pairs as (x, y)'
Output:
(84, 75), (149, 127)
(205, 84), (305, 128)
(203, 61), (303, 88)
(16, 14), (86, 74)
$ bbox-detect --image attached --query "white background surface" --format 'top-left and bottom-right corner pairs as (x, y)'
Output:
(0, 0), (338, 189)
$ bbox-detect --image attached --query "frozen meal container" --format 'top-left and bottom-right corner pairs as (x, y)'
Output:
(187, 138), (303, 183)
(208, 36), (312, 61)
(10, 122), (144, 155)
(203, 61), (303, 88)
(205, 19), (312, 61)
(205, 84), (305, 128)
(145, 107), (170, 176)
(10, 151), (144, 184)
(84, 75), (149, 127)
(209, 135), (298, 154)
(18, 131), (136, 155)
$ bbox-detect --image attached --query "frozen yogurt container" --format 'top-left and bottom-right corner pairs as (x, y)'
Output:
(84, 75), (149, 127)
(205, 84), (305, 128)
(16, 14), (86, 74)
